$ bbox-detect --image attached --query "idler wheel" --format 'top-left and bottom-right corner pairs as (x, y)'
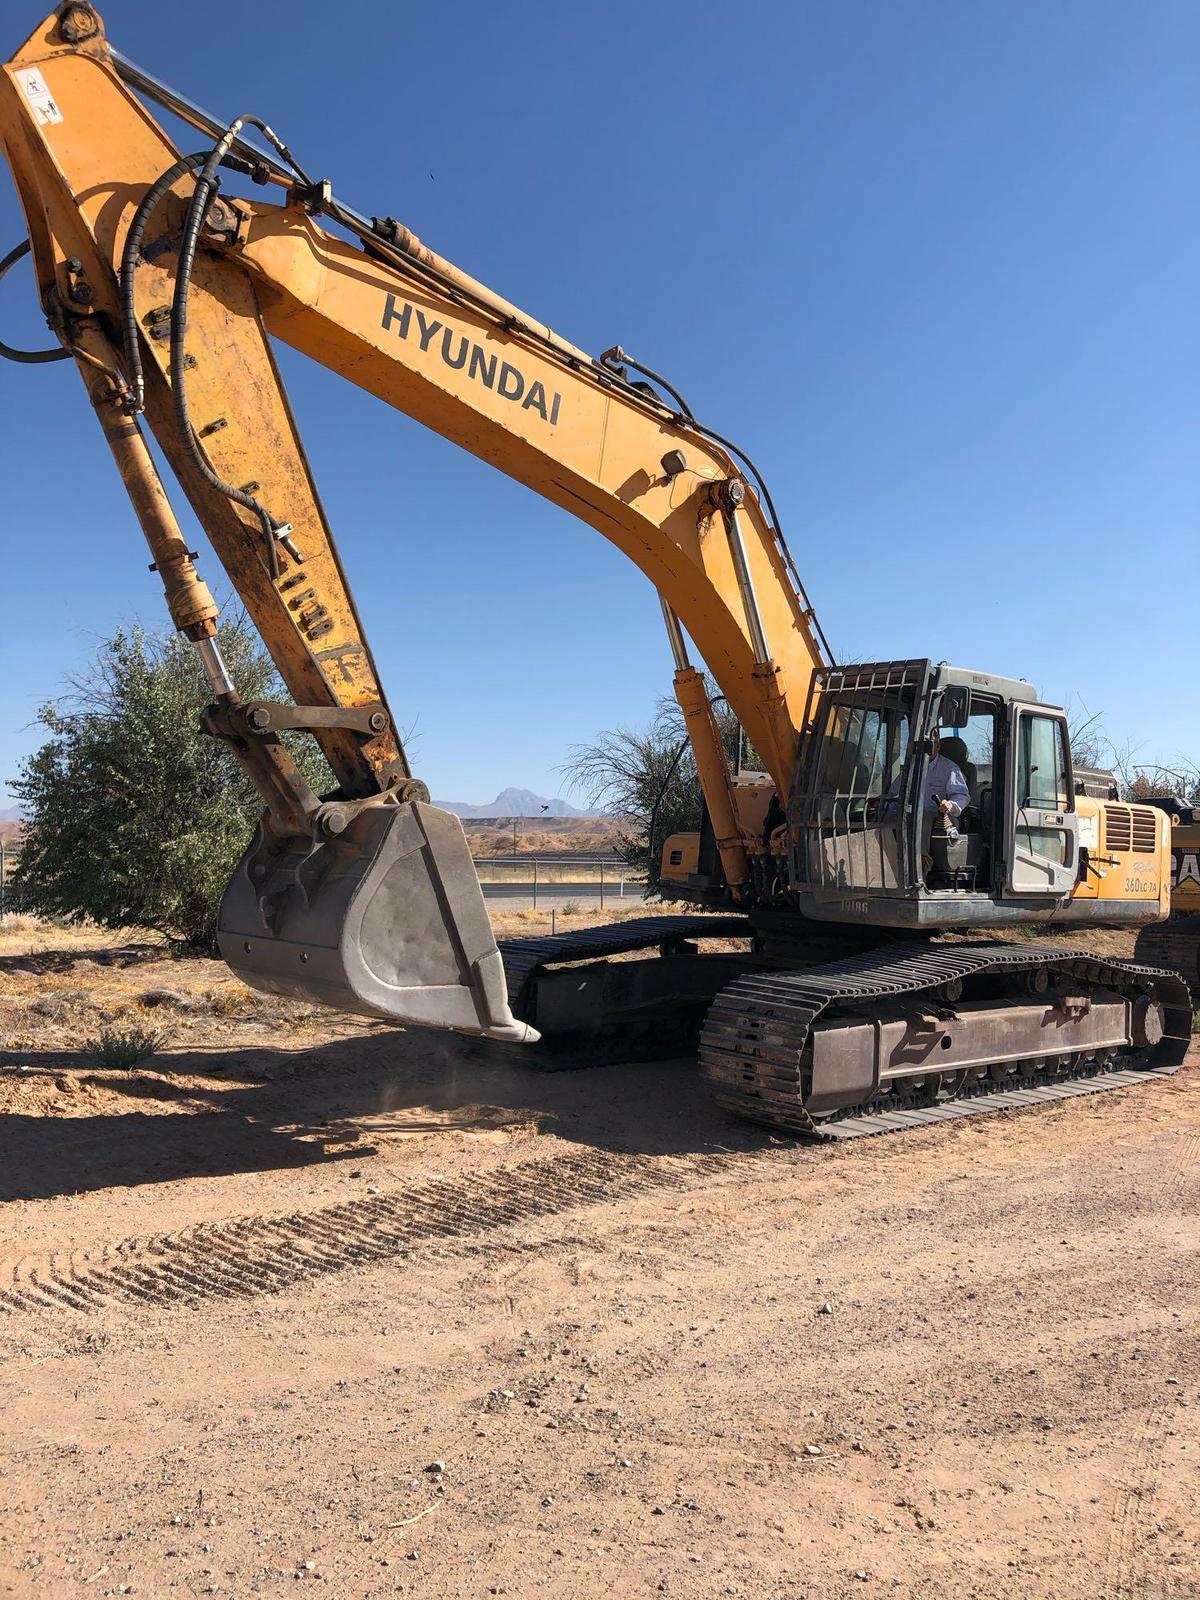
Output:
(1131, 994), (1166, 1049)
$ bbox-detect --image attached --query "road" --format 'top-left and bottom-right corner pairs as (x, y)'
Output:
(480, 879), (645, 909)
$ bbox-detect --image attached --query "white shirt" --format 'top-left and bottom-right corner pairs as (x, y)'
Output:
(923, 753), (970, 819)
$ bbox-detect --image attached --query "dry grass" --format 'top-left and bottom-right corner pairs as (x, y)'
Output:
(0, 913), (166, 955)
(199, 980), (271, 1017)
(460, 817), (624, 857)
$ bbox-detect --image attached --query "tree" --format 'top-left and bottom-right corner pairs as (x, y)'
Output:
(1121, 759), (1200, 806)
(563, 685), (738, 891)
(10, 617), (331, 947)
(1075, 723), (1199, 804)
(1064, 699), (1197, 803)
(1066, 698), (1107, 773)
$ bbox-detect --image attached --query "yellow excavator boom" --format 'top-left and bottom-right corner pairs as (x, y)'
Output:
(0, 4), (827, 1036)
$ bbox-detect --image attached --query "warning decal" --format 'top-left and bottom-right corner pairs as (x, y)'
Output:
(15, 66), (64, 126)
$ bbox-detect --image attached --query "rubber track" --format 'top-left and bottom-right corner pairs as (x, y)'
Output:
(1134, 916), (1200, 1001)
(700, 940), (1192, 1137)
(0, 1148), (728, 1319)
(499, 914), (753, 1019)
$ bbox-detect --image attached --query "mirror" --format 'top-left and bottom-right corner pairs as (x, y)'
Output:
(939, 684), (971, 729)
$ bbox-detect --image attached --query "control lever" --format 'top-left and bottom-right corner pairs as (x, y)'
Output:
(932, 793), (960, 841)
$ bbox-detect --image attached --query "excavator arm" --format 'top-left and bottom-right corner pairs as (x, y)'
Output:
(0, 4), (828, 1037)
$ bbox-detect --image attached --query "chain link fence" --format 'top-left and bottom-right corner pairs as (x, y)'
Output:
(472, 855), (644, 909)
(0, 841), (644, 923)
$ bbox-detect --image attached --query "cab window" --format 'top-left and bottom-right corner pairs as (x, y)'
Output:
(824, 701), (910, 800)
(1017, 715), (1070, 810)
(956, 712), (995, 797)
(936, 702), (997, 823)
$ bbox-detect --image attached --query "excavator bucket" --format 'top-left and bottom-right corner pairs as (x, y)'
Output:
(217, 800), (536, 1042)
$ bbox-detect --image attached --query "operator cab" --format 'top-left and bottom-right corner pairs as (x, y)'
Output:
(788, 660), (1080, 928)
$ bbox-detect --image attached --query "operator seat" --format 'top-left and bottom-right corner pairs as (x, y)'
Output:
(939, 736), (976, 809)
(935, 732), (990, 890)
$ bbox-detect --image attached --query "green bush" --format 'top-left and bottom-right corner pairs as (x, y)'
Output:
(87, 1023), (167, 1070)
(10, 617), (330, 949)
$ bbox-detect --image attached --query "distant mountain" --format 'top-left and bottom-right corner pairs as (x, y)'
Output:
(0, 804), (23, 823)
(435, 787), (592, 819)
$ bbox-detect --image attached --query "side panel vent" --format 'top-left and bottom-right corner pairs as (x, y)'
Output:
(1130, 807), (1159, 855)
(1103, 806), (1133, 853)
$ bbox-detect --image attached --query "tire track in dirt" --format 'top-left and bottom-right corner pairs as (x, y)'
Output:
(0, 1147), (751, 1318)
(1101, 1400), (1171, 1600)
(1099, 1128), (1199, 1600)
(5, 1090), (1192, 1327)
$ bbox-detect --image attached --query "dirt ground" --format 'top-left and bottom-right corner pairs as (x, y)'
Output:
(1, 914), (1197, 1600)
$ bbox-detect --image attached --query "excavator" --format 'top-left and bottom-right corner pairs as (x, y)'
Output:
(1, 5), (1191, 1139)
(1135, 798), (1200, 1000)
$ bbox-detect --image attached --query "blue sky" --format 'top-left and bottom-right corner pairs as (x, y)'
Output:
(1, 0), (1196, 808)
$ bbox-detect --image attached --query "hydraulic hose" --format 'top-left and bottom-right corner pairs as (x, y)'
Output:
(171, 133), (279, 575)
(119, 152), (206, 411)
(687, 419), (834, 667)
(0, 239), (71, 364)
(599, 346), (833, 665)
(599, 346), (695, 422)
(168, 115), (313, 580)
(109, 52), (836, 658)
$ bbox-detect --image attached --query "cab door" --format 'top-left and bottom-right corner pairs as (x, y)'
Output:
(1003, 705), (1079, 897)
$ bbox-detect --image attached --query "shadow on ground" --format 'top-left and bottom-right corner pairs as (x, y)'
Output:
(0, 1021), (777, 1202)
(0, 941), (168, 977)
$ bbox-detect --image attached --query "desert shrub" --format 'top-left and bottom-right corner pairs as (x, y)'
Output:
(87, 1023), (167, 1069)
(10, 617), (330, 950)
(562, 682), (739, 892)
